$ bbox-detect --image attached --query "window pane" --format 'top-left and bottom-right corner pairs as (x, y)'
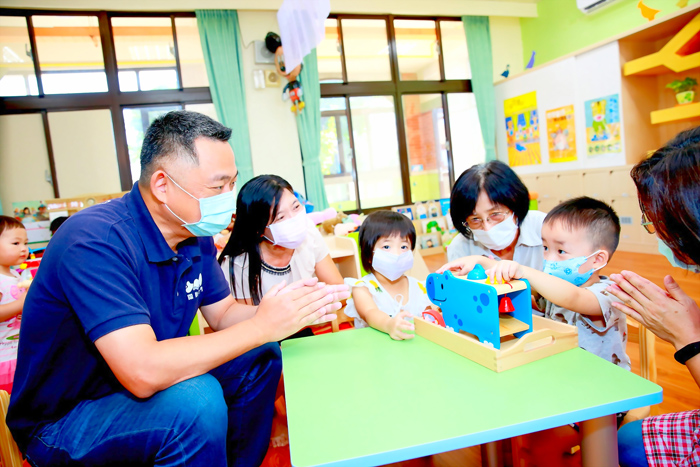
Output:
(32, 15), (107, 94)
(123, 105), (182, 182)
(0, 114), (54, 215)
(394, 20), (440, 81)
(138, 68), (178, 91)
(403, 94), (450, 202)
(41, 71), (107, 94)
(447, 93), (484, 176)
(440, 21), (470, 80)
(350, 96), (403, 208)
(112, 17), (177, 92)
(319, 98), (356, 211)
(184, 103), (218, 121)
(317, 18), (342, 83)
(341, 19), (391, 82)
(48, 109), (121, 197)
(0, 16), (38, 96)
(174, 17), (209, 88)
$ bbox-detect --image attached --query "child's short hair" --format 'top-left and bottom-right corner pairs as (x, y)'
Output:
(0, 216), (25, 237)
(359, 211), (416, 273)
(544, 197), (620, 256)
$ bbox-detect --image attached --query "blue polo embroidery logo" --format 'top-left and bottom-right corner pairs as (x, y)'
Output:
(185, 273), (203, 300)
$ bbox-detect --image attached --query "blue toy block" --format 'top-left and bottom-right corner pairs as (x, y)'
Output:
(425, 269), (533, 350)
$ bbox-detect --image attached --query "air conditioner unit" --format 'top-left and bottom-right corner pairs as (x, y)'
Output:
(577, 0), (621, 14)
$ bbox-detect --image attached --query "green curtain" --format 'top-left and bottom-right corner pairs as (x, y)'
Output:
(462, 16), (497, 162)
(296, 49), (329, 210)
(195, 10), (254, 186)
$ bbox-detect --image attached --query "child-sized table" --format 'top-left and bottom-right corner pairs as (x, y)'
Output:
(281, 328), (662, 467)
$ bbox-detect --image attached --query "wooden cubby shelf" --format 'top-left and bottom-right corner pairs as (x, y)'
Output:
(623, 12), (700, 76)
(650, 102), (700, 124)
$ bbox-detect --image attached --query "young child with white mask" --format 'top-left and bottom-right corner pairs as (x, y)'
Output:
(344, 211), (434, 340)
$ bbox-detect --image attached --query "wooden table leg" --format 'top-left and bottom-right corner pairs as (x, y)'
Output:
(580, 414), (618, 467)
(481, 440), (504, 467)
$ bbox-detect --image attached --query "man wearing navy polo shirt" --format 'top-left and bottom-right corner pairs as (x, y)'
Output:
(7, 111), (348, 466)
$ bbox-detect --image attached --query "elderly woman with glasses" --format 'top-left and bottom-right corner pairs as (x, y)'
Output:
(443, 161), (546, 271)
(607, 127), (700, 467)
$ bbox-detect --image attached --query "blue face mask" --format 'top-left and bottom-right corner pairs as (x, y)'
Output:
(164, 174), (236, 237)
(657, 238), (700, 273)
(543, 250), (605, 286)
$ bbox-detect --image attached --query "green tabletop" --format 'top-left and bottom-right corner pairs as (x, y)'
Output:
(281, 327), (662, 467)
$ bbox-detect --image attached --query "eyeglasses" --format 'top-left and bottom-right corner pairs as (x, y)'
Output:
(641, 213), (655, 234)
(463, 211), (508, 230)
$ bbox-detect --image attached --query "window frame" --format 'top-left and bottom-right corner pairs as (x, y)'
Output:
(319, 14), (471, 212)
(0, 8), (211, 196)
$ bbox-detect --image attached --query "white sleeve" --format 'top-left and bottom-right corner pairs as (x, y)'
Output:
(446, 234), (471, 261)
(309, 223), (330, 263)
(223, 255), (251, 300)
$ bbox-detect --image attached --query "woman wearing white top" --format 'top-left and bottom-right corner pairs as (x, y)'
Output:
(445, 161), (546, 272)
(219, 175), (343, 308)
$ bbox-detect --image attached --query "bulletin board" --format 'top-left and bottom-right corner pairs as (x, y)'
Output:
(494, 41), (626, 175)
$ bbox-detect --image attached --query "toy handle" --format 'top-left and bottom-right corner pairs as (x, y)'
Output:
(522, 335), (555, 352)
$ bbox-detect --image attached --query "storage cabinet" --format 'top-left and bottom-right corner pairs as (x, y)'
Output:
(516, 165), (658, 254)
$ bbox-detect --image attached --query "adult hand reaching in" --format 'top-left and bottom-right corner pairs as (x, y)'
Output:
(606, 271), (700, 351)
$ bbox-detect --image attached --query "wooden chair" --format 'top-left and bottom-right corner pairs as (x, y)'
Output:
(620, 317), (657, 425)
(0, 390), (23, 467)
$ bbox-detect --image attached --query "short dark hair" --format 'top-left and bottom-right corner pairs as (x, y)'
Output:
(632, 126), (700, 266)
(450, 161), (530, 239)
(138, 110), (232, 186)
(0, 215), (25, 237)
(544, 197), (620, 257)
(49, 216), (68, 235)
(359, 211), (416, 273)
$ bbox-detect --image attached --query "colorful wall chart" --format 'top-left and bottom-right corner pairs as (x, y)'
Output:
(584, 94), (621, 156)
(546, 105), (577, 163)
(504, 91), (541, 167)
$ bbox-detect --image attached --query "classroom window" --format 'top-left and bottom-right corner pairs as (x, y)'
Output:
(403, 93), (450, 203)
(0, 9), (215, 200)
(394, 20), (440, 81)
(112, 17), (178, 92)
(340, 19), (392, 82)
(440, 20), (470, 80)
(317, 18), (343, 83)
(351, 95), (404, 209)
(0, 16), (39, 96)
(174, 17), (209, 88)
(320, 98), (357, 211)
(315, 14), (476, 211)
(32, 15), (108, 94)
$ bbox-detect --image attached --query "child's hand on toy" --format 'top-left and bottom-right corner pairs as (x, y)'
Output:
(388, 310), (415, 341)
(436, 256), (481, 276)
(485, 260), (523, 284)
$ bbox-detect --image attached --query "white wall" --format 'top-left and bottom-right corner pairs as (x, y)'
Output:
(238, 10), (306, 195)
(48, 109), (122, 197)
(0, 114), (55, 215)
(494, 41), (626, 176)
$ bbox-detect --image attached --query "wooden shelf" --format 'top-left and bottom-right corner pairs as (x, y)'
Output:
(623, 12), (700, 76)
(650, 102), (700, 124)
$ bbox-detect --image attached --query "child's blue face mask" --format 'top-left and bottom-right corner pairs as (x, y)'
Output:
(543, 250), (605, 286)
(657, 238), (700, 273)
(164, 174), (237, 237)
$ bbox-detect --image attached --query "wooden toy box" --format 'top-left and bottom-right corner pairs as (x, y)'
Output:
(415, 315), (579, 373)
